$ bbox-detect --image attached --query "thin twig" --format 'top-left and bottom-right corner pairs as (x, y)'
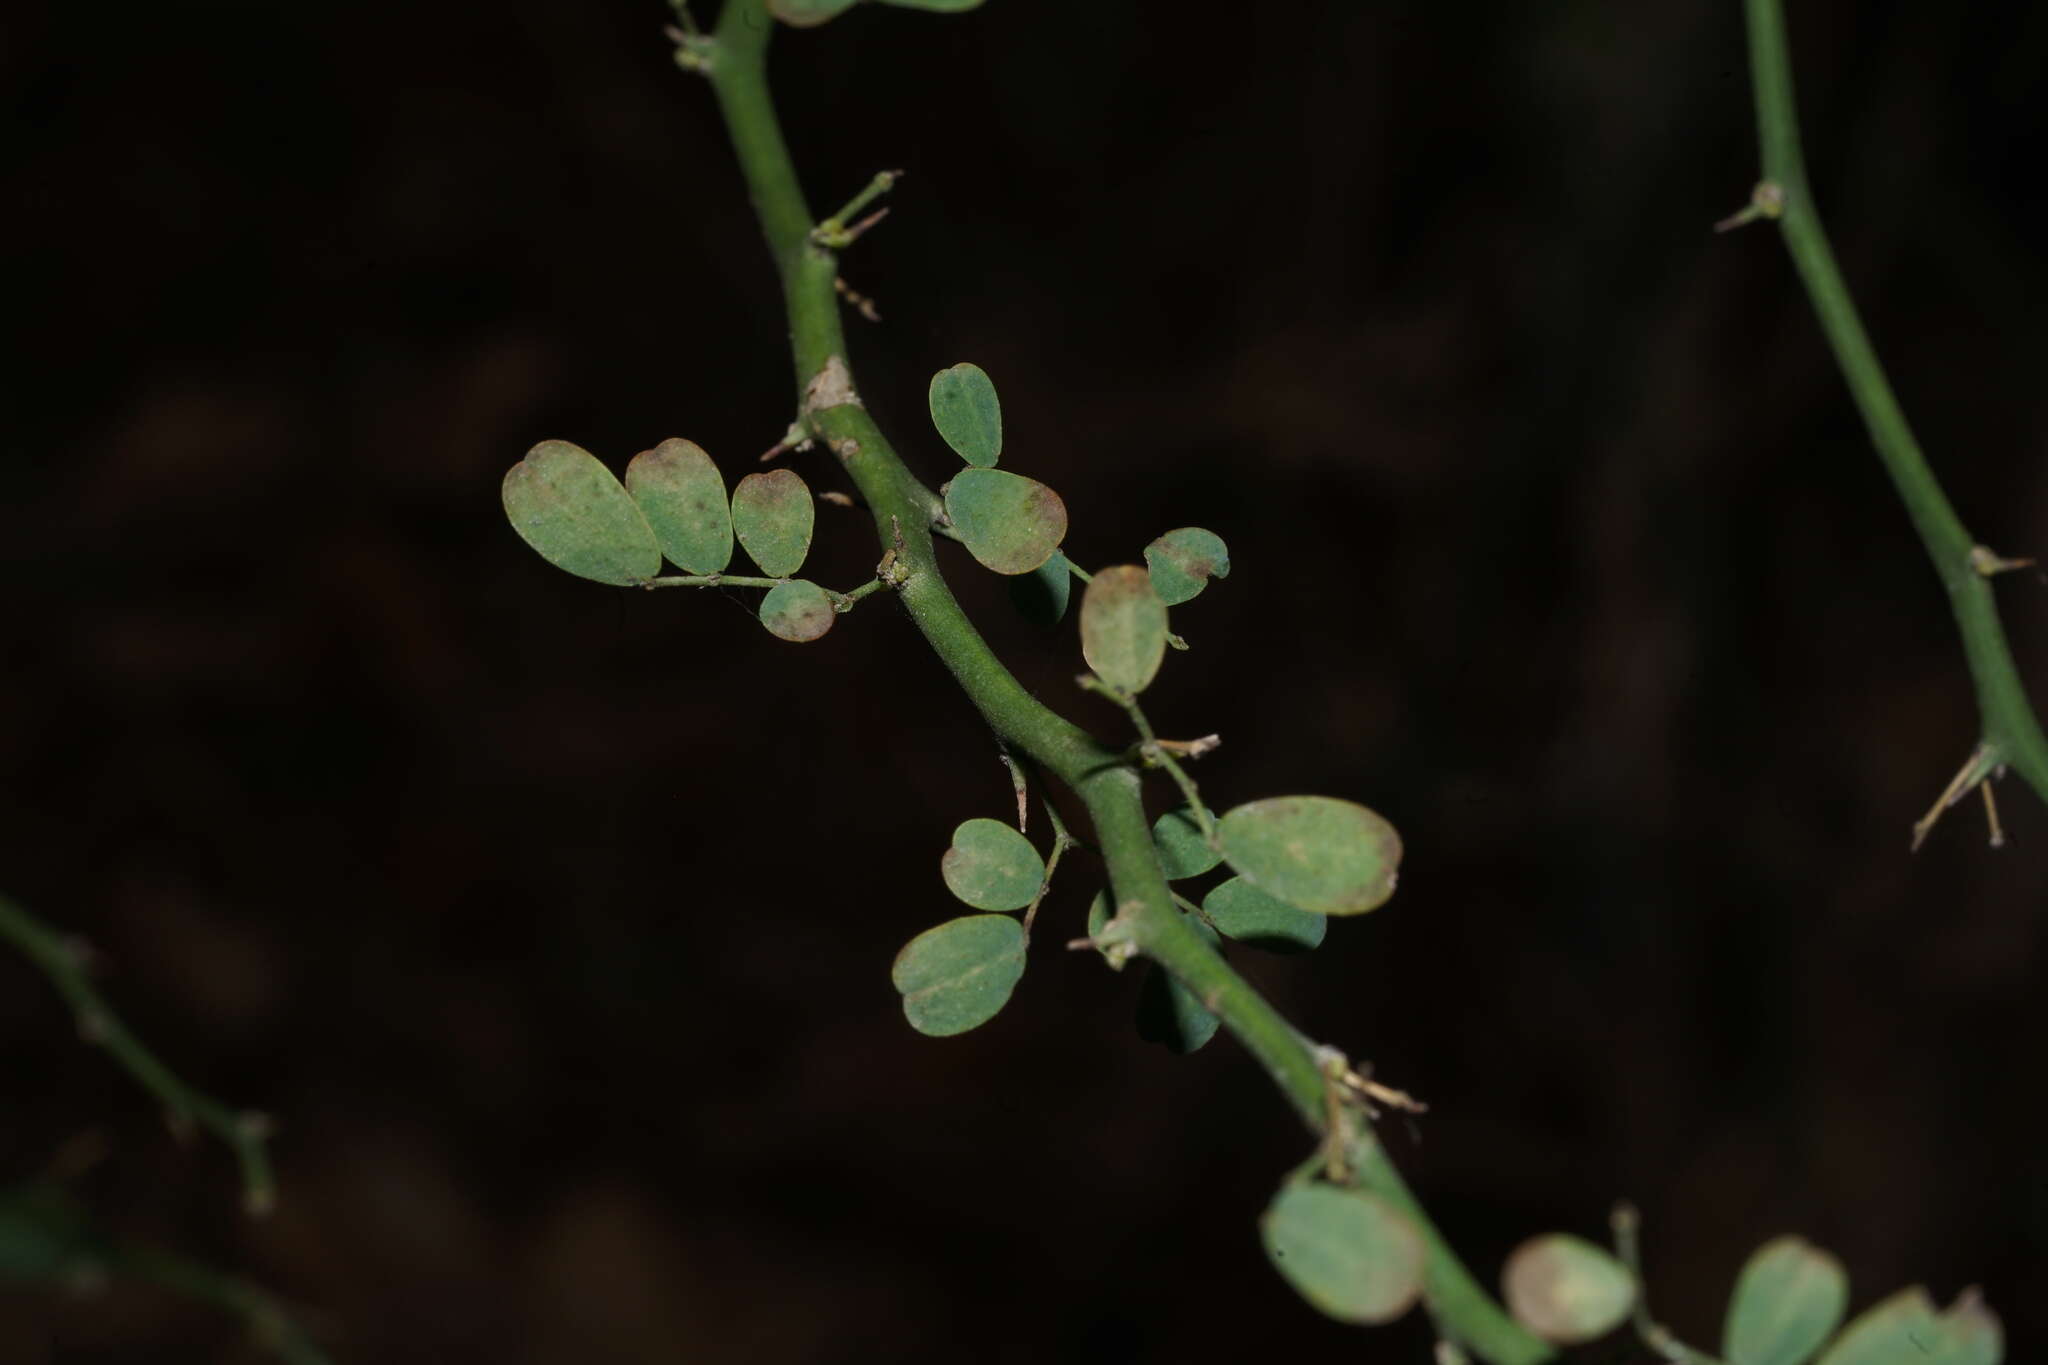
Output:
(0, 894), (276, 1216)
(1740, 0), (2048, 822)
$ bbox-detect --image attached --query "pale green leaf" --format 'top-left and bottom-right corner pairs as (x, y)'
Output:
(944, 469), (1066, 575)
(502, 440), (660, 585)
(929, 362), (1002, 466)
(1503, 1234), (1637, 1345)
(1079, 564), (1168, 694)
(1135, 912), (1222, 1053)
(1144, 527), (1230, 606)
(941, 818), (1044, 913)
(758, 579), (836, 643)
(1218, 796), (1402, 916)
(769, 0), (857, 25)
(1816, 1288), (2002, 1365)
(1725, 1237), (1849, 1365)
(731, 468), (815, 578)
(1152, 805), (1221, 880)
(891, 914), (1026, 1037)
(1009, 549), (1074, 626)
(1203, 877), (1328, 952)
(626, 438), (733, 575)
(1262, 1182), (1426, 1325)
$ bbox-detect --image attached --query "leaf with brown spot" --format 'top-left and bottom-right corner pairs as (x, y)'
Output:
(731, 468), (815, 577)
(944, 468), (1066, 575)
(626, 438), (732, 575)
(1079, 565), (1168, 694)
(1144, 527), (1230, 606)
(1217, 796), (1401, 915)
(1503, 1235), (1636, 1345)
(757, 579), (835, 643)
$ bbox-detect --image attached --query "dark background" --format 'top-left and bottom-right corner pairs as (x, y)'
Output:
(4, 0), (2046, 1359)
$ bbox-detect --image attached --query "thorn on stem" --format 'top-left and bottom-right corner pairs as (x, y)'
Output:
(1714, 179), (1786, 232)
(1910, 743), (1999, 851)
(1981, 780), (2006, 849)
(759, 422), (812, 463)
(1970, 544), (2037, 577)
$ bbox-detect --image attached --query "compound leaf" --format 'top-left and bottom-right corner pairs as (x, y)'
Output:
(731, 468), (815, 578)
(758, 579), (836, 643)
(945, 468), (1066, 575)
(502, 440), (660, 585)
(891, 914), (1026, 1037)
(1079, 564), (1167, 694)
(929, 362), (1002, 466)
(1262, 1182), (1426, 1325)
(1152, 805), (1221, 880)
(1144, 527), (1230, 606)
(1503, 1234), (1637, 1345)
(1135, 912), (1222, 1053)
(941, 817), (1044, 913)
(626, 438), (733, 575)
(1203, 876), (1328, 952)
(1009, 549), (1074, 626)
(1218, 796), (1402, 916)
(1725, 1237), (1849, 1365)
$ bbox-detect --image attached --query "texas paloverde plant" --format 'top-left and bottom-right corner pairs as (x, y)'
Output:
(494, 1), (2033, 1360)
(2, 0), (2028, 1360)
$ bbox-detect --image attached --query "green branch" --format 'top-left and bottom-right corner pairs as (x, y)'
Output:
(0, 893), (276, 1216)
(1739, 0), (2048, 824)
(697, 4), (1548, 1359)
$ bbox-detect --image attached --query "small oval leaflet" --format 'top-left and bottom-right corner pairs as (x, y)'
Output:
(941, 818), (1044, 913)
(1503, 1234), (1637, 1345)
(1135, 912), (1221, 1053)
(1144, 527), (1230, 606)
(1009, 549), (1074, 626)
(1724, 1236), (1849, 1365)
(626, 438), (733, 575)
(945, 468), (1067, 575)
(1218, 796), (1402, 916)
(768, 0), (857, 25)
(1152, 805), (1221, 880)
(502, 440), (660, 586)
(1203, 877), (1328, 953)
(1815, 1288), (2002, 1365)
(731, 468), (815, 578)
(928, 362), (1002, 467)
(758, 579), (836, 643)
(1261, 1182), (1425, 1326)
(890, 914), (1026, 1037)
(1080, 565), (1168, 695)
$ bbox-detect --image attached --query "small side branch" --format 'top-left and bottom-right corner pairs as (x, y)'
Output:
(0, 894), (276, 1217)
(811, 170), (902, 249)
(1611, 1204), (1724, 1365)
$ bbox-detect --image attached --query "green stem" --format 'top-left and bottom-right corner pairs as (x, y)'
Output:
(114, 1247), (333, 1365)
(1612, 1204), (1724, 1365)
(701, 5), (1547, 1358)
(647, 573), (785, 589)
(0, 894), (276, 1217)
(1741, 0), (2048, 809)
